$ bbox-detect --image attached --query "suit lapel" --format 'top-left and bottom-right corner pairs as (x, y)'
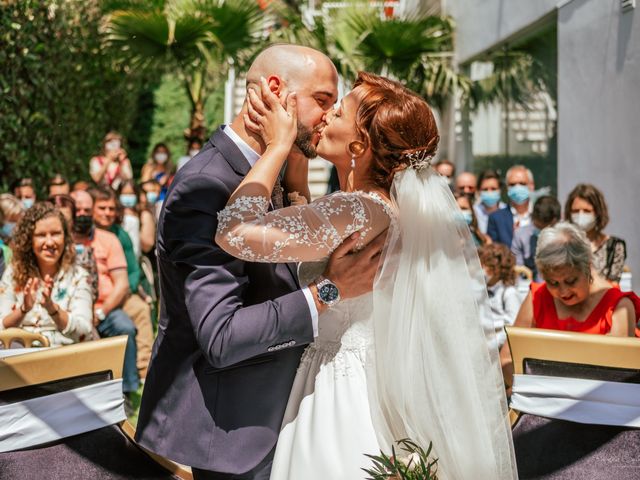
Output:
(212, 126), (300, 287)
(211, 127), (251, 177)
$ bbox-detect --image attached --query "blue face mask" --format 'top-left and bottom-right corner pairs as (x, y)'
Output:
(22, 198), (35, 209)
(146, 191), (159, 204)
(507, 185), (530, 205)
(1, 222), (15, 237)
(119, 194), (138, 208)
(480, 190), (501, 207)
(461, 210), (474, 225)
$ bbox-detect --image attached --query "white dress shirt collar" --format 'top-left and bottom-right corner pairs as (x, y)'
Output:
(223, 125), (260, 167)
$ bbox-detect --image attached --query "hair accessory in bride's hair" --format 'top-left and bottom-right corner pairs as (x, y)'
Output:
(402, 148), (433, 171)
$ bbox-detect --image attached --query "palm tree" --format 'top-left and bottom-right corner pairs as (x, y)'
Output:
(270, 4), (470, 113)
(103, 0), (265, 142)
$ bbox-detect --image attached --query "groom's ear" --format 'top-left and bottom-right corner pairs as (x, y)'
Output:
(266, 75), (283, 97)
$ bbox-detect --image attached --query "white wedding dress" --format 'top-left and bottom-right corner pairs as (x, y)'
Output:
(216, 175), (518, 480)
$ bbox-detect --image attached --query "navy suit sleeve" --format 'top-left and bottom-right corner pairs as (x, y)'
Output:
(160, 172), (314, 369)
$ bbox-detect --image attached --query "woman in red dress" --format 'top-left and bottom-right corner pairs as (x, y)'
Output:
(501, 221), (639, 390)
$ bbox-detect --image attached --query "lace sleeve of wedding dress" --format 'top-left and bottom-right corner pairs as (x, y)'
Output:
(215, 191), (392, 263)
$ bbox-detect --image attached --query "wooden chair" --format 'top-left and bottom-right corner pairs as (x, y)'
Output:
(0, 327), (50, 348)
(0, 336), (192, 479)
(505, 327), (640, 479)
(514, 265), (533, 282)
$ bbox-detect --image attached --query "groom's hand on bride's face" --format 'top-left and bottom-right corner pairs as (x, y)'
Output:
(324, 230), (387, 300)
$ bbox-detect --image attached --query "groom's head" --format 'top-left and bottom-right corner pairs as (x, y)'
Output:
(245, 44), (339, 157)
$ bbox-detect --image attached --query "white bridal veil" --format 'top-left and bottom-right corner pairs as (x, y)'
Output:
(368, 166), (518, 479)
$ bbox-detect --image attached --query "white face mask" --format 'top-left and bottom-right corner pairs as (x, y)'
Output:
(571, 212), (596, 232)
(154, 152), (169, 164)
(105, 140), (121, 151)
(189, 149), (199, 158)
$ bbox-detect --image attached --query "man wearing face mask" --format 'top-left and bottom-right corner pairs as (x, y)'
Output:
(474, 170), (506, 234)
(14, 178), (37, 210)
(487, 165), (535, 247)
(70, 190), (139, 400)
(89, 131), (134, 191)
(511, 195), (561, 282)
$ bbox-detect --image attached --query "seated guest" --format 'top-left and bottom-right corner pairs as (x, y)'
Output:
(91, 186), (153, 379)
(455, 193), (490, 246)
(14, 178), (37, 210)
(140, 142), (175, 202)
(118, 180), (156, 259)
(90, 131), (134, 190)
(479, 243), (520, 349)
(0, 202), (93, 346)
(434, 159), (455, 187)
(139, 179), (162, 219)
(565, 183), (626, 283)
(1, 194), (25, 263)
(501, 222), (639, 390)
(177, 138), (202, 171)
(474, 169), (505, 234)
(72, 180), (92, 192)
(511, 195), (561, 282)
(487, 165), (535, 247)
(70, 190), (139, 393)
(455, 171), (477, 196)
(48, 174), (70, 197)
(50, 194), (99, 302)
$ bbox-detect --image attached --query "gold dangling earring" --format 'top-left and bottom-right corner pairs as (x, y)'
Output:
(347, 155), (356, 192)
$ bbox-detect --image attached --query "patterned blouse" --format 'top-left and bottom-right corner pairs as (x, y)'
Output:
(0, 264), (93, 346)
(592, 236), (626, 283)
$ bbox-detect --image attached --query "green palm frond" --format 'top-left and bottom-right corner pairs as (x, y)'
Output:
(469, 49), (550, 110)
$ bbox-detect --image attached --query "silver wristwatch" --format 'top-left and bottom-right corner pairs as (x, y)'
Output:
(315, 277), (341, 307)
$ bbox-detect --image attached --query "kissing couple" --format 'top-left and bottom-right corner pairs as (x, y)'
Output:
(136, 44), (518, 480)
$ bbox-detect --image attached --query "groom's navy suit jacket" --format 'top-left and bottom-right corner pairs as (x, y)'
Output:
(136, 128), (314, 474)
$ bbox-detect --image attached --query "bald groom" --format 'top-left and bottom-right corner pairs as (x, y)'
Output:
(135, 45), (384, 479)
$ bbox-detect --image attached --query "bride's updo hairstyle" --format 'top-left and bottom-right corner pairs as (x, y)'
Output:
(352, 72), (440, 189)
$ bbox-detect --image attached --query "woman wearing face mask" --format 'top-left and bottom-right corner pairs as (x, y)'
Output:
(0, 194), (26, 244)
(565, 183), (626, 284)
(141, 143), (175, 202)
(474, 169), (505, 234)
(118, 180), (156, 259)
(0, 202), (93, 346)
(177, 138), (203, 171)
(90, 131), (134, 190)
(455, 192), (491, 246)
(139, 179), (162, 220)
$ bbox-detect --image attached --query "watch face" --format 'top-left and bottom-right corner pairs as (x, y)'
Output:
(319, 283), (340, 303)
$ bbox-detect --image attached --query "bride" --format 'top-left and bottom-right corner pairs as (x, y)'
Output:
(215, 73), (517, 480)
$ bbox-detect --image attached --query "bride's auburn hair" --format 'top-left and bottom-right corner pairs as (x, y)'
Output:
(353, 72), (439, 189)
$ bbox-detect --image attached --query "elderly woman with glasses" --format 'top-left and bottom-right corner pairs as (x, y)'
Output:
(0, 202), (93, 346)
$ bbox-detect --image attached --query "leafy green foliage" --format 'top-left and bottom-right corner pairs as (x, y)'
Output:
(0, 0), (146, 194)
(363, 439), (439, 480)
(103, 0), (265, 141)
(270, 4), (468, 112)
